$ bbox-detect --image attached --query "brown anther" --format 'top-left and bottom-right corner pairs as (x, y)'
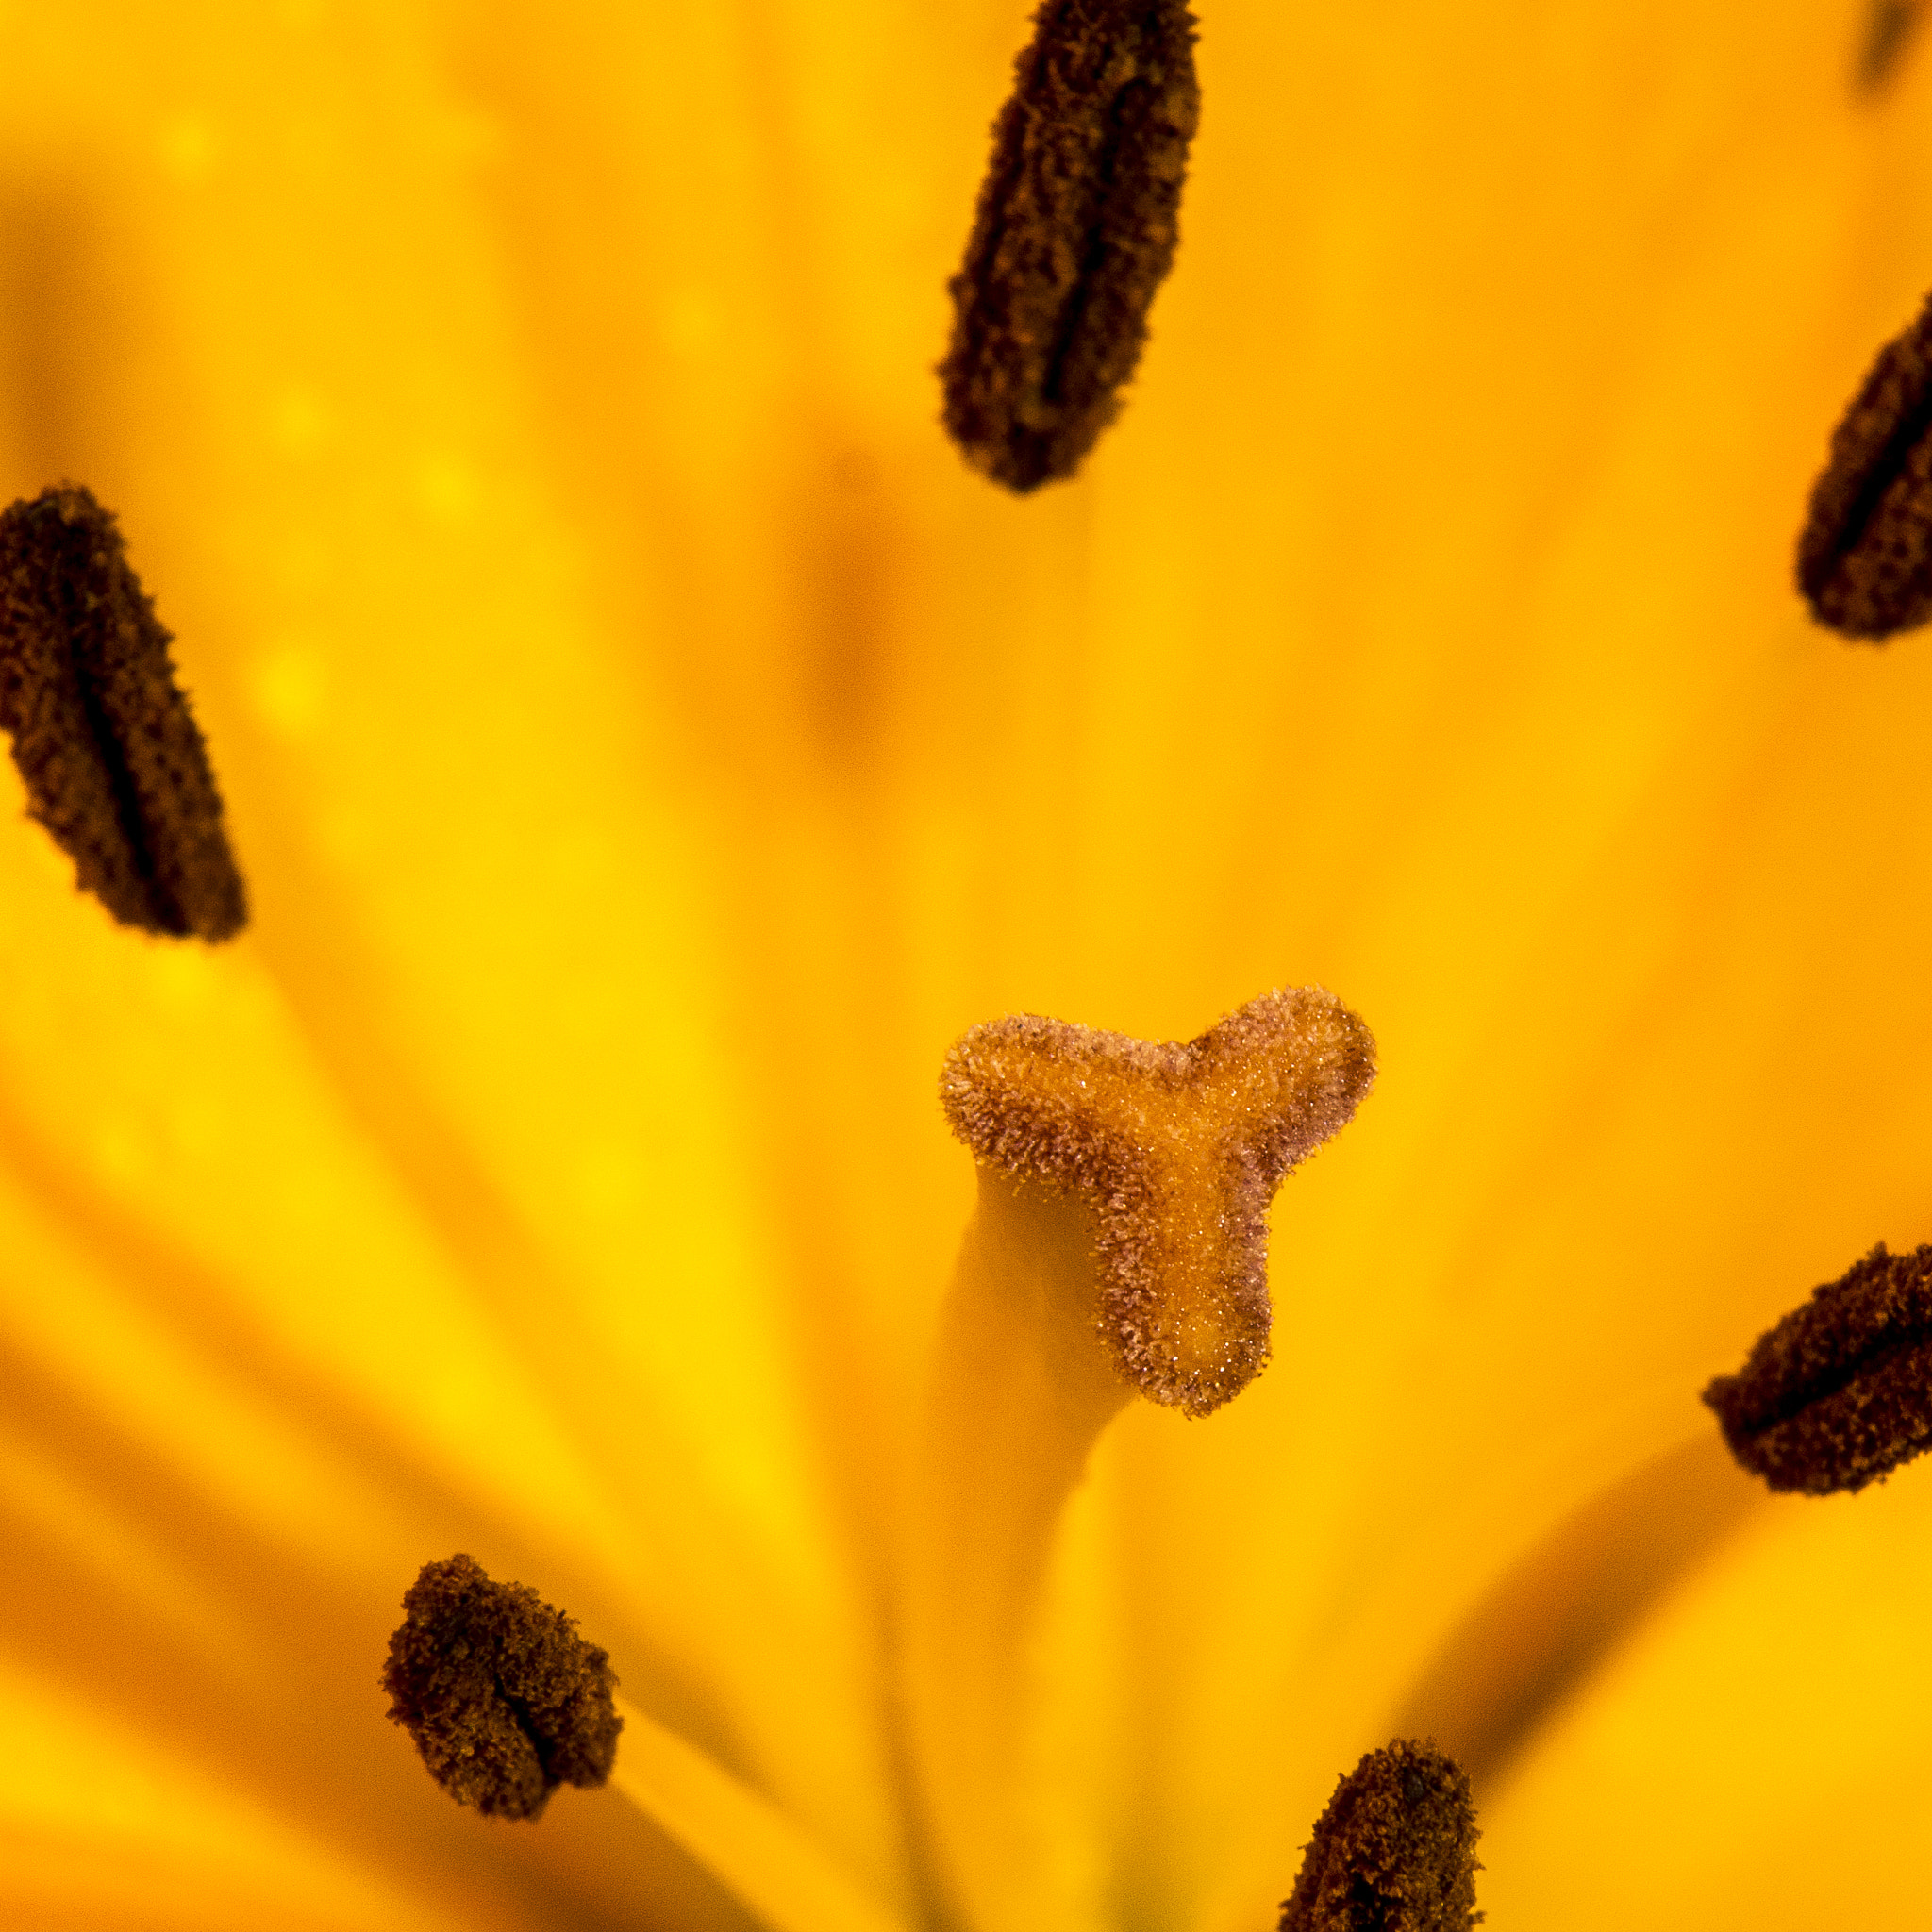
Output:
(940, 987), (1374, 1416)
(1858, 0), (1924, 93)
(1703, 1241), (1932, 1495)
(381, 1554), (622, 1822)
(0, 485), (246, 938)
(940, 0), (1199, 492)
(1796, 294), (1932, 640)
(1279, 1739), (1483, 1932)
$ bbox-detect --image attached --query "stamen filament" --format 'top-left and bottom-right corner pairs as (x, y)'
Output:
(608, 1694), (914, 1932)
(902, 1174), (1133, 1932)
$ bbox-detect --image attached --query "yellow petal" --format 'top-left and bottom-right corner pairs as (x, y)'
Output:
(1481, 1458), (1932, 1928)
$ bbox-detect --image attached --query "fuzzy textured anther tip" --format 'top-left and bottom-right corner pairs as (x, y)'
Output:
(1796, 293), (1932, 640)
(940, 0), (1199, 491)
(381, 1554), (622, 1821)
(1704, 1241), (1932, 1494)
(0, 484), (246, 938)
(1280, 1739), (1483, 1932)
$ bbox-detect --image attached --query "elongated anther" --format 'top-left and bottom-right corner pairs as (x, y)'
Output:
(1279, 1740), (1482, 1932)
(381, 1554), (622, 1821)
(1704, 1241), (1932, 1494)
(1796, 294), (1932, 640)
(940, 0), (1200, 491)
(940, 986), (1375, 1416)
(0, 485), (246, 938)
(1858, 0), (1925, 93)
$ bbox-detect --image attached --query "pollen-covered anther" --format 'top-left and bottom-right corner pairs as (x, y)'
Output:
(1858, 0), (1925, 93)
(940, 0), (1200, 491)
(381, 1554), (622, 1822)
(0, 484), (247, 938)
(1796, 292), (1932, 640)
(1279, 1739), (1483, 1932)
(1703, 1241), (1932, 1494)
(940, 986), (1375, 1416)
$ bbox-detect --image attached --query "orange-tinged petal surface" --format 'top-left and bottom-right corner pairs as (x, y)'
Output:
(1481, 1457), (1932, 1929)
(0, 2), (1928, 1931)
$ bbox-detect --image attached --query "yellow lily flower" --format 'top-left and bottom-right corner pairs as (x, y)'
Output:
(2, 2), (1931, 1928)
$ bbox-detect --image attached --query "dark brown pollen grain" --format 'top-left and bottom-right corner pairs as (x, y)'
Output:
(1279, 1739), (1483, 1932)
(1795, 292), (1932, 640)
(0, 485), (246, 938)
(1703, 1241), (1932, 1495)
(940, 0), (1199, 492)
(381, 1554), (622, 1822)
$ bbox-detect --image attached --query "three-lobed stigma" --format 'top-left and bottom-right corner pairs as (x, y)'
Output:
(941, 987), (1375, 1417)
(1279, 1739), (1483, 1932)
(940, 0), (1200, 492)
(381, 1554), (622, 1822)
(0, 484), (247, 940)
(1704, 1241), (1932, 1494)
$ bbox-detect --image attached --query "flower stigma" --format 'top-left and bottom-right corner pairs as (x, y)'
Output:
(940, 986), (1375, 1416)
